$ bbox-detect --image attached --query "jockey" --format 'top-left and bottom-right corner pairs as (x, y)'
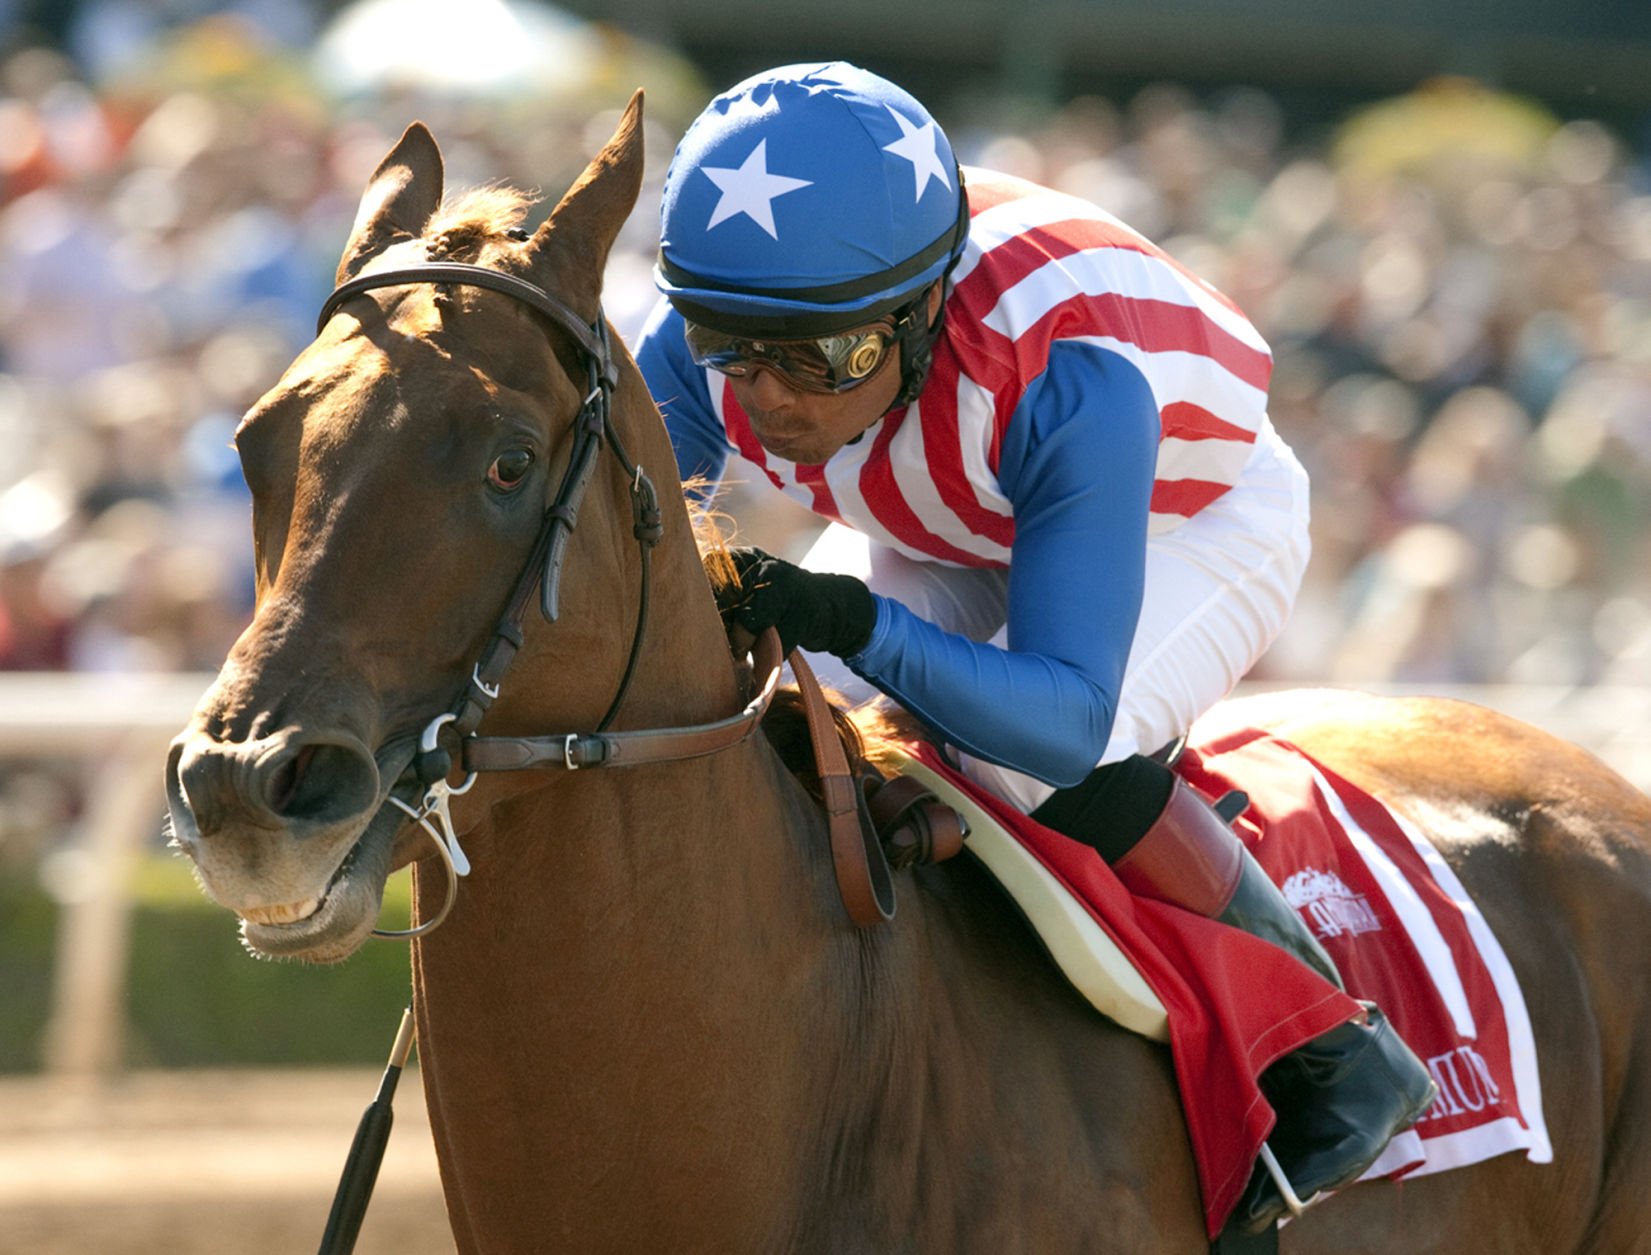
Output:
(633, 61), (1435, 1232)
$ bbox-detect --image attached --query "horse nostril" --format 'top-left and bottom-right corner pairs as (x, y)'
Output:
(270, 742), (379, 823)
(269, 746), (316, 814)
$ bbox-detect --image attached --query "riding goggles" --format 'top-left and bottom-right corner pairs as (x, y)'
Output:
(683, 319), (897, 394)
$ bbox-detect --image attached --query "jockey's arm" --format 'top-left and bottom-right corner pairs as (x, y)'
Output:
(844, 342), (1157, 786)
(634, 300), (1158, 790)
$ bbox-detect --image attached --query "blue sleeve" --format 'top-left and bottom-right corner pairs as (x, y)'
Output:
(846, 341), (1157, 787)
(632, 297), (730, 488)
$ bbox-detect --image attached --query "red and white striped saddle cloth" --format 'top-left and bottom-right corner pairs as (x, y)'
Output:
(1177, 723), (1553, 1182)
(895, 720), (1552, 1235)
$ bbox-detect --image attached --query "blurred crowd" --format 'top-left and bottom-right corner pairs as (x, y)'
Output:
(945, 81), (1651, 688)
(2, 4), (1650, 700)
(0, 4), (694, 681)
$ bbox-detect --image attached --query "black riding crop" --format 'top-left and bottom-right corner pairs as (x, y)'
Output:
(317, 1005), (416, 1255)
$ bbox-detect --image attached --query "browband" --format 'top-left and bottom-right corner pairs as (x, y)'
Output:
(318, 262), (617, 391)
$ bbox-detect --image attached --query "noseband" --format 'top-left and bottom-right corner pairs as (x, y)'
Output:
(316, 262), (785, 938)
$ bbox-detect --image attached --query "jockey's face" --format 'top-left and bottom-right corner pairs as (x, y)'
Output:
(729, 341), (901, 465)
(728, 285), (942, 466)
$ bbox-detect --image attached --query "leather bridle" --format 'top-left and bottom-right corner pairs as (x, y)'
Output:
(319, 262), (659, 753)
(315, 262), (790, 936)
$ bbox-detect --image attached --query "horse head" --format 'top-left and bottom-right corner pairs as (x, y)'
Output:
(165, 96), (664, 962)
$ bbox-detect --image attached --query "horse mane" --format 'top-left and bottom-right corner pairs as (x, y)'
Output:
(689, 488), (921, 798)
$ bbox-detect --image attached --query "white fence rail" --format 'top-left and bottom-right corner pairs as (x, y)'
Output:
(4, 672), (1649, 1081)
(1, 673), (214, 1078)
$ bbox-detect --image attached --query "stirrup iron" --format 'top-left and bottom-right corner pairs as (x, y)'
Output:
(1257, 1142), (1316, 1219)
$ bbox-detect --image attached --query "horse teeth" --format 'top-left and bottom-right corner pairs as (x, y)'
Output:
(240, 895), (323, 926)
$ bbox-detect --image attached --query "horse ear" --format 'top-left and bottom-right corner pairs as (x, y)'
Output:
(525, 90), (645, 320)
(336, 122), (445, 284)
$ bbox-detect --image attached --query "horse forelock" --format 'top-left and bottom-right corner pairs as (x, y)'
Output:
(423, 185), (540, 264)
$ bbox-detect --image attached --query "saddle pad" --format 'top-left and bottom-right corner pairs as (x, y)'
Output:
(898, 730), (1550, 1235)
(889, 749), (1171, 1041)
(1178, 724), (1552, 1188)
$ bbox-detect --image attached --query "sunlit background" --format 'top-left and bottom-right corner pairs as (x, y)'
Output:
(1, 0), (1649, 1250)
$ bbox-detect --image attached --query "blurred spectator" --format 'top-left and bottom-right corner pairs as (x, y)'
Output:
(0, 546), (71, 669)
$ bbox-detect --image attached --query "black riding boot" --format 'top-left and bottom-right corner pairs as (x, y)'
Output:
(1214, 847), (1438, 1232)
(1034, 759), (1438, 1234)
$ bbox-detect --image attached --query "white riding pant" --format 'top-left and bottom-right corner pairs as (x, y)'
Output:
(800, 418), (1311, 814)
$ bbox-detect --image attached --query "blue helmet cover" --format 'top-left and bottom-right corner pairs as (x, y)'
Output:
(656, 62), (966, 335)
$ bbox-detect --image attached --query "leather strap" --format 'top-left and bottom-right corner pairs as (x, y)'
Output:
(788, 651), (896, 927)
(319, 262), (614, 386)
(456, 630), (899, 927)
(868, 773), (966, 869)
(461, 630), (785, 772)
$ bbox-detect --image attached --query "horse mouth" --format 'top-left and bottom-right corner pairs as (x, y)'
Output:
(240, 896), (325, 926)
(234, 792), (409, 962)
(219, 734), (426, 964)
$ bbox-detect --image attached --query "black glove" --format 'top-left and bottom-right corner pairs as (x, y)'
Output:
(716, 547), (877, 658)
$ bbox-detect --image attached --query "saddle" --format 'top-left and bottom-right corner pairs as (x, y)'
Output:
(770, 649), (1169, 1034)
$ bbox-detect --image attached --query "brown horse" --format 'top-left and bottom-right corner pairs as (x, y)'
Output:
(164, 96), (1651, 1253)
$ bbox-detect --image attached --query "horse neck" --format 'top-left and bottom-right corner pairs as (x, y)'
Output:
(409, 381), (901, 1242)
(403, 373), (1187, 1240)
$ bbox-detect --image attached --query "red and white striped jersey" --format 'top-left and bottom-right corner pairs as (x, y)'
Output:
(701, 167), (1273, 569)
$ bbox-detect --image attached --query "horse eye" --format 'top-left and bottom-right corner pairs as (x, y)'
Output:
(487, 448), (534, 490)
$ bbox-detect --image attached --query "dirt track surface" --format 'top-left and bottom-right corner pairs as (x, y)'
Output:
(0, 1068), (454, 1254)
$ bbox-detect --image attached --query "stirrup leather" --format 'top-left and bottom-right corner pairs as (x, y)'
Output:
(785, 653), (966, 927)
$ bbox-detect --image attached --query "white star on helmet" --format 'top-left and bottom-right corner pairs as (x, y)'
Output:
(881, 106), (951, 203)
(700, 139), (814, 240)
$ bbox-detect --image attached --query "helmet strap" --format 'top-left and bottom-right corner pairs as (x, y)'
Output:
(889, 283), (948, 409)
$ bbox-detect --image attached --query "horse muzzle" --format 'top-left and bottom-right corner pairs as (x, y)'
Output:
(165, 725), (412, 960)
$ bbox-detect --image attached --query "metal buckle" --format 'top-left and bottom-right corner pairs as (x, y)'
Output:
(564, 733), (580, 771)
(471, 664), (500, 702)
(373, 774), (472, 942)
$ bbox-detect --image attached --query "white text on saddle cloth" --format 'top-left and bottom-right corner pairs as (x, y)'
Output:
(1417, 1045), (1503, 1121)
(1282, 867), (1383, 940)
